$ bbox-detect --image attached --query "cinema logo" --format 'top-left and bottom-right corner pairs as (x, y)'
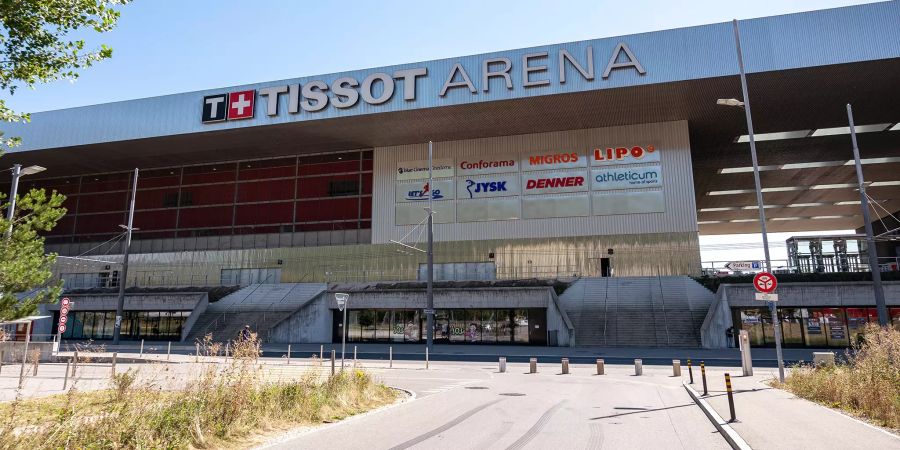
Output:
(202, 90), (256, 123)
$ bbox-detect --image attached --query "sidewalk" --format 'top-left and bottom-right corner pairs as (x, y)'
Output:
(694, 367), (900, 449)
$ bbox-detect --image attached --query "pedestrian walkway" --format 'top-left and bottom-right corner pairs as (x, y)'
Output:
(694, 367), (900, 449)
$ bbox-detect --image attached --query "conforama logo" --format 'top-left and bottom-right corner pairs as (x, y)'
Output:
(202, 90), (256, 123)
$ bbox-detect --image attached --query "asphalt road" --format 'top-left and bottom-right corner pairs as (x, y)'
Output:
(263, 361), (728, 449)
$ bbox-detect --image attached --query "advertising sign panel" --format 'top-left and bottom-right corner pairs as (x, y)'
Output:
(522, 194), (590, 219)
(521, 151), (588, 171)
(457, 174), (520, 199)
(592, 191), (665, 215)
(395, 202), (455, 225)
(591, 145), (660, 165)
(396, 179), (455, 203)
(396, 158), (454, 180)
(456, 157), (519, 176)
(522, 170), (588, 195)
(591, 165), (663, 190)
(457, 198), (521, 222)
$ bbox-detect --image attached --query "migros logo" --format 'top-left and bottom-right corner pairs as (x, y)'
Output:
(527, 152), (580, 166)
(593, 145), (656, 162)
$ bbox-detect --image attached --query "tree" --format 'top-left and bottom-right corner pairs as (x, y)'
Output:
(1, 0), (129, 148)
(0, 188), (66, 320)
(0, 0), (127, 320)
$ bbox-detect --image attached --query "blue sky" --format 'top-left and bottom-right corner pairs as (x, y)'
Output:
(5, 0), (879, 113)
(6, 0), (868, 261)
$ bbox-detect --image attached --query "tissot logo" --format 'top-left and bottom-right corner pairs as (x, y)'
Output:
(465, 179), (508, 198)
(202, 90), (256, 123)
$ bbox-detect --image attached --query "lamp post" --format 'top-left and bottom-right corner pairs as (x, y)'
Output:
(425, 141), (435, 350)
(5, 164), (46, 238)
(112, 168), (139, 345)
(335, 292), (349, 370)
(718, 19), (785, 383)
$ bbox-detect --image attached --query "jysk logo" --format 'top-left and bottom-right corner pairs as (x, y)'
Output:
(465, 179), (508, 198)
(202, 90), (256, 123)
(406, 182), (444, 201)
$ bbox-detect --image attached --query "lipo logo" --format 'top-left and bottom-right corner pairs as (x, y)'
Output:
(593, 145), (657, 163)
(202, 90), (256, 123)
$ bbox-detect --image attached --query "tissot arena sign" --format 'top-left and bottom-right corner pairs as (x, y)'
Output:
(201, 43), (646, 123)
(394, 145), (664, 225)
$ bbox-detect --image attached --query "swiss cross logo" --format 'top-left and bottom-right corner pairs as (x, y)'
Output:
(201, 90), (255, 123)
(228, 90), (255, 120)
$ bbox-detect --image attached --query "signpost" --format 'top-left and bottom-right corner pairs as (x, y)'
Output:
(335, 293), (349, 371)
(725, 261), (761, 271)
(57, 297), (73, 335)
(752, 272), (777, 294)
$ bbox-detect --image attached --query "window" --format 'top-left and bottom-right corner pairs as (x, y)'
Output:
(163, 192), (179, 207)
(328, 179), (360, 197)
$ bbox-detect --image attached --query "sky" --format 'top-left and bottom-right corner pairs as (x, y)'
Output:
(4, 0), (875, 263)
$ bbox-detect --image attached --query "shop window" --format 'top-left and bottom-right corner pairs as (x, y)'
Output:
(328, 179), (360, 197)
(779, 308), (804, 346)
(496, 310), (512, 343)
(449, 310), (467, 343)
(375, 311), (391, 340)
(481, 310), (498, 343)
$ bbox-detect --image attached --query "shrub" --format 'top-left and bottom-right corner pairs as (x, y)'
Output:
(779, 325), (900, 430)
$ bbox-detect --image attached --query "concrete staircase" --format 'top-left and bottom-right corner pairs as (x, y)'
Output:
(185, 283), (326, 343)
(558, 276), (714, 347)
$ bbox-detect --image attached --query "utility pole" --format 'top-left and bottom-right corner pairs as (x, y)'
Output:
(846, 104), (889, 327)
(112, 168), (139, 345)
(425, 141), (435, 349)
(732, 19), (784, 383)
(5, 164), (21, 239)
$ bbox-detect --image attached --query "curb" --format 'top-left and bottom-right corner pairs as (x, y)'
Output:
(682, 381), (752, 450)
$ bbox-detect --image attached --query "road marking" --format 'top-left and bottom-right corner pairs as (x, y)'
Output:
(388, 398), (505, 450)
(505, 400), (566, 450)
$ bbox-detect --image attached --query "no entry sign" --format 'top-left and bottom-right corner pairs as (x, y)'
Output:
(58, 297), (73, 335)
(753, 272), (778, 294)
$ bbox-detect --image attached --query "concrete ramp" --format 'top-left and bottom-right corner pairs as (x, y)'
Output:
(558, 276), (713, 347)
(185, 283), (326, 342)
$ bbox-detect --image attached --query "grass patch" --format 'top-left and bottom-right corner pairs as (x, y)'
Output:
(0, 337), (398, 449)
(775, 325), (900, 431)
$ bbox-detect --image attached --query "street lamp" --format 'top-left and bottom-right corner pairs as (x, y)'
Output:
(718, 19), (785, 383)
(335, 292), (349, 371)
(5, 164), (46, 238)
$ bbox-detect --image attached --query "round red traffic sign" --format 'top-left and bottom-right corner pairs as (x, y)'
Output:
(753, 272), (778, 293)
(58, 324), (67, 333)
(60, 306), (69, 316)
(61, 297), (70, 306)
(59, 315), (68, 324)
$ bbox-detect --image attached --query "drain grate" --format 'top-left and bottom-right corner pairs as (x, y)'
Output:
(465, 386), (490, 390)
(499, 393), (526, 396)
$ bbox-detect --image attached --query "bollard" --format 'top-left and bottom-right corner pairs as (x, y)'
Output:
(330, 350), (336, 376)
(196, 343), (200, 363)
(320, 344), (324, 360)
(140, 339), (145, 358)
(425, 347), (429, 370)
(111, 352), (118, 378)
(673, 359), (681, 377)
(688, 359), (694, 384)
(634, 359), (643, 376)
(499, 357), (507, 373)
(700, 361), (708, 396)
(354, 345), (357, 364)
(561, 358), (570, 374)
(596, 358), (605, 375)
(33, 352), (39, 376)
(389, 346), (393, 368)
(725, 373), (736, 422)
(0, 350), (4, 374)
(167, 341), (172, 361)
(63, 359), (71, 390)
(529, 357), (537, 374)
(287, 345), (291, 365)
(72, 350), (79, 377)
(225, 343), (229, 360)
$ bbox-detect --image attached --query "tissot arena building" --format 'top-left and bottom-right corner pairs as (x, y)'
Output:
(5, 3), (900, 348)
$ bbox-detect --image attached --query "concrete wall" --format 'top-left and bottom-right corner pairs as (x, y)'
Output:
(268, 294), (333, 344)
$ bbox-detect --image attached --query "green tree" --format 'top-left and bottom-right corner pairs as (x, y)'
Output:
(1, 0), (129, 148)
(0, 0), (128, 320)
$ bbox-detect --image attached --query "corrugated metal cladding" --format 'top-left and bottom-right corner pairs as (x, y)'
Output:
(372, 120), (697, 244)
(56, 231), (700, 285)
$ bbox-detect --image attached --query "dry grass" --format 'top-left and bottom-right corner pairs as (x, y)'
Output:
(0, 337), (398, 449)
(776, 325), (900, 430)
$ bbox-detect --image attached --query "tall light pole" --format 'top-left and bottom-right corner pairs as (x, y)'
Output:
(720, 19), (785, 382)
(112, 168), (139, 345)
(335, 292), (349, 370)
(846, 104), (889, 327)
(5, 164), (47, 238)
(425, 141), (435, 349)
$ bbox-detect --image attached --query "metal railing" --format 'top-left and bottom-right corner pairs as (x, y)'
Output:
(699, 256), (900, 275)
